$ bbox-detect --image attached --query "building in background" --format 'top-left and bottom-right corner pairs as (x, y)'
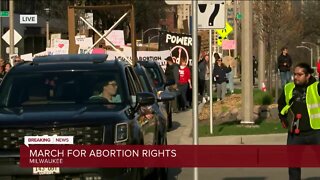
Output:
(176, 4), (190, 33)
(0, 0), (68, 59)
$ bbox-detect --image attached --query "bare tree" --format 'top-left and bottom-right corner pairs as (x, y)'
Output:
(253, 0), (303, 93)
(301, 1), (320, 39)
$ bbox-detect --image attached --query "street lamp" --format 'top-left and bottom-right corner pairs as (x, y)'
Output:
(141, 27), (161, 44)
(148, 35), (159, 50)
(44, 8), (50, 48)
(296, 45), (313, 67)
(301, 41), (319, 60)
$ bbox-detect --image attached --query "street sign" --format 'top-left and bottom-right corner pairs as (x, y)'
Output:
(198, 0), (225, 29)
(0, 11), (9, 17)
(216, 22), (233, 39)
(2, 29), (22, 46)
(236, 13), (242, 20)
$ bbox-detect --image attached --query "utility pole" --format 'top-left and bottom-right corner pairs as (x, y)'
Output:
(9, 0), (14, 58)
(258, 39), (265, 89)
(241, 1), (254, 124)
(258, 1), (265, 90)
(191, 1), (198, 180)
(233, 0), (238, 77)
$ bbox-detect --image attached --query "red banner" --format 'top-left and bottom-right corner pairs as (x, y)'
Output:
(20, 145), (320, 168)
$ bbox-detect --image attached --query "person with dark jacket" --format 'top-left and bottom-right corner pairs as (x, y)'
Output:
(278, 63), (320, 180)
(213, 58), (231, 101)
(199, 54), (210, 103)
(278, 47), (293, 88)
(165, 56), (180, 112)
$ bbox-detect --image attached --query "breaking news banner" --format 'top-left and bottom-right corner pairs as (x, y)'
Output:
(20, 144), (320, 168)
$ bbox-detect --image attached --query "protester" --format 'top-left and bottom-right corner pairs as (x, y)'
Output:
(0, 58), (5, 67)
(213, 58), (231, 101)
(3, 63), (11, 75)
(278, 47), (292, 88)
(223, 55), (236, 94)
(253, 56), (258, 85)
(164, 56), (180, 113)
(178, 57), (191, 111)
(278, 63), (320, 180)
(0, 65), (4, 79)
(14, 56), (23, 65)
(199, 54), (210, 103)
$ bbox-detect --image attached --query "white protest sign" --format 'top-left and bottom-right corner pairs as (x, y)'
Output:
(51, 39), (69, 54)
(75, 35), (86, 45)
(24, 136), (74, 147)
(50, 33), (61, 48)
(21, 53), (33, 61)
(78, 37), (93, 54)
(104, 30), (125, 46)
(106, 49), (170, 70)
(33, 51), (48, 57)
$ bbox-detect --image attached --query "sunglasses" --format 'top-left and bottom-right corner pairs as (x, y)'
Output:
(108, 83), (118, 87)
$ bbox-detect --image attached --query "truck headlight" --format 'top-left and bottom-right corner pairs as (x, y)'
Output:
(115, 123), (128, 144)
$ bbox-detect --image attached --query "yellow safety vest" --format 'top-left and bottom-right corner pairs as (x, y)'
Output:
(280, 82), (320, 129)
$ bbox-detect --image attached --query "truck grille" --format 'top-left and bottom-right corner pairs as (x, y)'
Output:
(0, 126), (104, 150)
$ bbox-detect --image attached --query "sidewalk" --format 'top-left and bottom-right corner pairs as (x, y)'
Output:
(167, 103), (286, 146)
(167, 105), (320, 180)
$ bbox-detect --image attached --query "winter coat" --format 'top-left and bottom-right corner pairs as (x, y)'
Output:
(213, 64), (231, 84)
(277, 54), (292, 72)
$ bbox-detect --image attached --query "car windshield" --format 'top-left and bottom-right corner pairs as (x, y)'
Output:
(144, 67), (164, 89)
(0, 71), (125, 107)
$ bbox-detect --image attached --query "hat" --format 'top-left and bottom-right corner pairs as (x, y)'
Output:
(165, 56), (173, 62)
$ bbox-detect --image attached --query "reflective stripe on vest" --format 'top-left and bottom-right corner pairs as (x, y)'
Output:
(306, 82), (320, 129)
(280, 82), (295, 115)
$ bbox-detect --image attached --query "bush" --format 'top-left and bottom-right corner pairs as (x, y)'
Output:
(253, 89), (273, 105)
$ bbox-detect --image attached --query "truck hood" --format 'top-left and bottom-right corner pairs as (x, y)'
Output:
(0, 104), (129, 127)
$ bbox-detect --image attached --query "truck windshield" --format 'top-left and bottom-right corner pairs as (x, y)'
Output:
(0, 71), (124, 107)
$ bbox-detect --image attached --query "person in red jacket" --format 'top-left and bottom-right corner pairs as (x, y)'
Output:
(317, 60), (320, 79)
(178, 57), (192, 111)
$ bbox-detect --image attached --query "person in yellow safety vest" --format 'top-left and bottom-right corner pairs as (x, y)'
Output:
(278, 62), (320, 180)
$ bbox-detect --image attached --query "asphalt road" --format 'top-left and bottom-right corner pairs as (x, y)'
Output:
(166, 104), (320, 180)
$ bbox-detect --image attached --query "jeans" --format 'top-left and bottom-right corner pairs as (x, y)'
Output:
(226, 70), (234, 92)
(204, 80), (210, 97)
(216, 82), (227, 100)
(287, 131), (320, 180)
(280, 71), (292, 88)
(178, 83), (189, 108)
(198, 79), (205, 100)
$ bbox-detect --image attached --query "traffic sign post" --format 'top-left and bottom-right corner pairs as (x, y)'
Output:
(0, 11), (9, 17)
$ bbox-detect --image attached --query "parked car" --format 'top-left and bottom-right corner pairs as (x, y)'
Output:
(138, 61), (173, 129)
(134, 64), (174, 130)
(134, 64), (174, 179)
(0, 54), (166, 180)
